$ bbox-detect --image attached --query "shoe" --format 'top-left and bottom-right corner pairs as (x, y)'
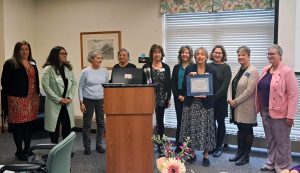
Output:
(202, 158), (210, 167)
(84, 148), (91, 155)
(96, 146), (105, 153)
(175, 146), (182, 153)
(229, 153), (242, 162)
(15, 151), (27, 161)
(185, 155), (196, 164)
(213, 147), (222, 157)
(260, 167), (275, 171)
(235, 155), (249, 166)
(208, 149), (215, 155)
(223, 144), (229, 149)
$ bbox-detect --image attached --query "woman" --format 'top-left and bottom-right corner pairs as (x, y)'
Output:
(179, 47), (217, 167)
(78, 50), (109, 155)
(257, 45), (298, 173)
(42, 46), (77, 144)
(227, 46), (259, 166)
(110, 48), (136, 82)
(209, 45), (232, 157)
(142, 44), (171, 155)
(1, 41), (40, 161)
(171, 45), (193, 152)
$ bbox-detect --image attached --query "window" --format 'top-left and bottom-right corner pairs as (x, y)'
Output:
(163, 9), (276, 138)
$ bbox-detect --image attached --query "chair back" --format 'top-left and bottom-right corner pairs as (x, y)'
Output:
(46, 132), (76, 173)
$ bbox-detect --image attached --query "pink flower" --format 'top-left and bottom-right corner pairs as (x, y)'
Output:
(161, 158), (186, 173)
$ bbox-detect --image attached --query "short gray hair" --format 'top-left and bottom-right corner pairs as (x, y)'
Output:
(118, 48), (130, 58)
(87, 50), (102, 63)
(237, 45), (251, 56)
(268, 44), (283, 56)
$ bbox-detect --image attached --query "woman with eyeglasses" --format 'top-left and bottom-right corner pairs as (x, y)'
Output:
(227, 46), (259, 166)
(256, 45), (298, 172)
(208, 45), (232, 157)
(42, 46), (77, 144)
(78, 50), (109, 155)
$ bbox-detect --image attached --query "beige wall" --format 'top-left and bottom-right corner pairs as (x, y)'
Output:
(3, 0), (36, 59)
(294, 0), (300, 71)
(278, 0), (297, 70)
(0, 0), (162, 120)
(0, 0), (4, 72)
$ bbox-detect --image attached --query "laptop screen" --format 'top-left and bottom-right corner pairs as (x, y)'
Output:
(112, 68), (143, 84)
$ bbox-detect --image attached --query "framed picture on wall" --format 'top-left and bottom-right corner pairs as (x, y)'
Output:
(80, 31), (121, 69)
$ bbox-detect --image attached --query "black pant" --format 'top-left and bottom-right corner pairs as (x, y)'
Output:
(215, 116), (226, 148)
(237, 123), (253, 135)
(174, 97), (183, 146)
(155, 106), (165, 139)
(11, 120), (35, 154)
(49, 105), (71, 144)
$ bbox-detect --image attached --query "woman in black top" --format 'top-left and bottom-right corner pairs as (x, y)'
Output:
(208, 45), (231, 157)
(179, 47), (217, 167)
(1, 41), (40, 161)
(142, 44), (171, 156)
(171, 45), (193, 152)
(110, 48), (136, 83)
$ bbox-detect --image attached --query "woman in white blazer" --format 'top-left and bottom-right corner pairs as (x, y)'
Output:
(42, 46), (77, 144)
(227, 46), (259, 166)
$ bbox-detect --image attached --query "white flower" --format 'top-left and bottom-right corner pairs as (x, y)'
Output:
(161, 158), (186, 173)
(156, 157), (167, 172)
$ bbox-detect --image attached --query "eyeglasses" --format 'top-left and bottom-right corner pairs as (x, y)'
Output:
(60, 52), (68, 55)
(267, 53), (276, 56)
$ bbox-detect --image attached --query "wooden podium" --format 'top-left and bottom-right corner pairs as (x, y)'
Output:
(103, 85), (155, 173)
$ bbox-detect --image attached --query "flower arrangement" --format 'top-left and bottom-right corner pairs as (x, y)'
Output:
(152, 135), (192, 173)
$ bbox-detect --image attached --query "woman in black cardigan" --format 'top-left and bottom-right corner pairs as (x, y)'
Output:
(142, 44), (171, 155)
(171, 45), (193, 152)
(179, 47), (217, 167)
(1, 41), (40, 161)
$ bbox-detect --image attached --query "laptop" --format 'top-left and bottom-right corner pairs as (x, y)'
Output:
(112, 68), (143, 84)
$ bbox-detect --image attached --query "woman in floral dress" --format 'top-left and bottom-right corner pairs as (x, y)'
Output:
(1, 41), (40, 161)
(179, 47), (217, 167)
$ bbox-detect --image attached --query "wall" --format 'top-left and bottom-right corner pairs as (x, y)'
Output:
(3, 0), (36, 59)
(0, 0), (4, 72)
(278, 0), (299, 71)
(295, 0), (300, 72)
(33, 0), (162, 118)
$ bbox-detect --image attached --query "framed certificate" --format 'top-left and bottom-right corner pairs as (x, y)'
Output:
(186, 74), (213, 96)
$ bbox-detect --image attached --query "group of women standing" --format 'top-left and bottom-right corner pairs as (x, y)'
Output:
(1, 41), (298, 173)
(169, 44), (298, 172)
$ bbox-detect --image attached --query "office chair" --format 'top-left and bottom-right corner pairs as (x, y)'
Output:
(0, 131), (76, 173)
